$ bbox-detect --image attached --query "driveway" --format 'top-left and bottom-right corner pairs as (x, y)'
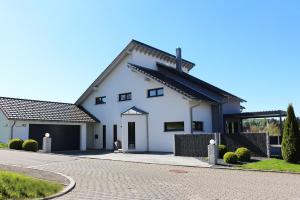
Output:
(1, 150), (300, 200)
(58, 151), (210, 168)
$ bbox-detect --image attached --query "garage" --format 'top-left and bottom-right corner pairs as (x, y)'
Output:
(0, 97), (98, 151)
(29, 124), (81, 151)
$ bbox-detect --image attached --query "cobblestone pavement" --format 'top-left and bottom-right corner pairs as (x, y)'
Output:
(1, 150), (300, 200)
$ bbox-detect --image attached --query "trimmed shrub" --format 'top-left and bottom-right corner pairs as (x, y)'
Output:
(218, 144), (228, 159)
(8, 138), (23, 150)
(223, 152), (238, 164)
(22, 139), (38, 152)
(282, 104), (300, 163)
(235, 147), (251, 162)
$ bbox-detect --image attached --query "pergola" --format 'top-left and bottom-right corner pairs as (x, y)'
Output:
(223, 110), (287, 135)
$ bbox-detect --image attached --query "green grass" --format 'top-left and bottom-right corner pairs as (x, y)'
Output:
(0, 143), (7, 149)
(0, 170), (62, 200)
(241, 159), (300, 173)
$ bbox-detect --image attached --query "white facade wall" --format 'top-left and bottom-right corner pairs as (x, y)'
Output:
(81, 54), (193, 152)
(0, 111), (11, 143)
(192, 102), (213, 133)
(81, 51), (211, 152)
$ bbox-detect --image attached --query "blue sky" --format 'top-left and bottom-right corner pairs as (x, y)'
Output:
(0, 0), (299, 115)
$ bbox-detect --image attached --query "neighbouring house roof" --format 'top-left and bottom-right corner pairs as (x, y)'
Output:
(121, 106), (148, 115)
(75, 39), (195, 105)
(0, 97), (98, 123)
(224, 110), (287, 119)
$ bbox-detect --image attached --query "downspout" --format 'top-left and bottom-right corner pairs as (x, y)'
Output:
(10, 120), (16, 140)
(190, 102), (202, 134)
(146, 114), (149, 152)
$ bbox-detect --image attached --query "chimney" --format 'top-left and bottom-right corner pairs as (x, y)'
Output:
(176, 47), (182, 72)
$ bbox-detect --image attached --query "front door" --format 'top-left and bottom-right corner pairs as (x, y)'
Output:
(128, 122), (135, 149)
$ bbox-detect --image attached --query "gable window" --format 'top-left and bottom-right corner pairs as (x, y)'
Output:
(119, 92), (132, 101)
(148, 88), (164, 98)
(193, 121), (204, 131)
(164, 122), (184, 132)
(95, 96), (106, 105)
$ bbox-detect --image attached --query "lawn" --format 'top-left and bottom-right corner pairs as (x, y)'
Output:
(0, 143), (7, 149)
(241, 159), (300, 173)
(0, 170), (62, 200)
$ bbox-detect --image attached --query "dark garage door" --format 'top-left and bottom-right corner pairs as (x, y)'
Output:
(29, 124), (80, 151)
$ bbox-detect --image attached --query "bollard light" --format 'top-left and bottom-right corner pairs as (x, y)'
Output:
(209, 139), (215, 145)
(45, 133), (50, 138)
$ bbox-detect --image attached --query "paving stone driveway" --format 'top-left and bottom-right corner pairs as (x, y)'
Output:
(1, 150), (300, 200)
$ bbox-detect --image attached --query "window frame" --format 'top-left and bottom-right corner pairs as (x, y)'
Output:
(118, 92), (132, 102)
(95, 96), (106, 105)
(147, 87), (164, 98)
(164, 121), (184, 132)
(192, 121), (204, 132)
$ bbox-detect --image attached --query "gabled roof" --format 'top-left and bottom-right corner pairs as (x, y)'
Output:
(121, 106), (148, 115)
(128, 63), (217, 103)
(75, 39), (195, 105)
(156, 63), (246, 102)
(0, 97), (98, 123)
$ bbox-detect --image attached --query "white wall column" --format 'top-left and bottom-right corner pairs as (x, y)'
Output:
(80, 123), (87, 151)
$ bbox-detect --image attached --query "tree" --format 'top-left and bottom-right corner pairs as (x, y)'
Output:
(281, 104), (300, 163)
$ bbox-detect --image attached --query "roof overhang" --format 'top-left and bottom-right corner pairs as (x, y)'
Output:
(224, 110), (287, 120)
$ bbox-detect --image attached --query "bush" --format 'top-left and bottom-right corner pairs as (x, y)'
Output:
(282, 104), (300, 163)
(223, 152), (238, 164)
(218, 144), (227, 158)
(235, 147), (251, 162)
(22, 139), (38, 152)
(8, 138), (23, 150)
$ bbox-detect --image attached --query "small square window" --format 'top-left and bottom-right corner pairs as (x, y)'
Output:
(193, 121), (204, 131)
(96, 96), (106, 105)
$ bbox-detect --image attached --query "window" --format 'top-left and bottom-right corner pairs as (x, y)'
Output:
(193, 121), (204, 131)
(164, 122), (184, 132)
(119, 92), (132, 101)
(148, 88), (164, 98)
(95, 96), (106, 104)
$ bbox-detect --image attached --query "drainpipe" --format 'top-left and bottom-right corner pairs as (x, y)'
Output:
(10, 121), (16, 140)
(190, 102), (202, 134)
(146, 114), (149, 152)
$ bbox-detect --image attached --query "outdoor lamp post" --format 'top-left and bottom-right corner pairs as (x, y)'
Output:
(43, 133), (52, 153)
(208, 139), (218, 165)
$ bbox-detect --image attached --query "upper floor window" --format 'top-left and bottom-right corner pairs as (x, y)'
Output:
(148, 88), (164, 98)
(119, 92), (132, 101)
(95, 96), (106, 105)
(164, 122), (184, 132)
(192, 121), (204, 131)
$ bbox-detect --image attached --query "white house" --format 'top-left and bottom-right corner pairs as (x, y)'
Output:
(0, 40), (245, 153)
(76, 40), (245, 153)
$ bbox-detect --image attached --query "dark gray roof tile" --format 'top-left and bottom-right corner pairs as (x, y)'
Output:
(0, 97), (98, 123)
